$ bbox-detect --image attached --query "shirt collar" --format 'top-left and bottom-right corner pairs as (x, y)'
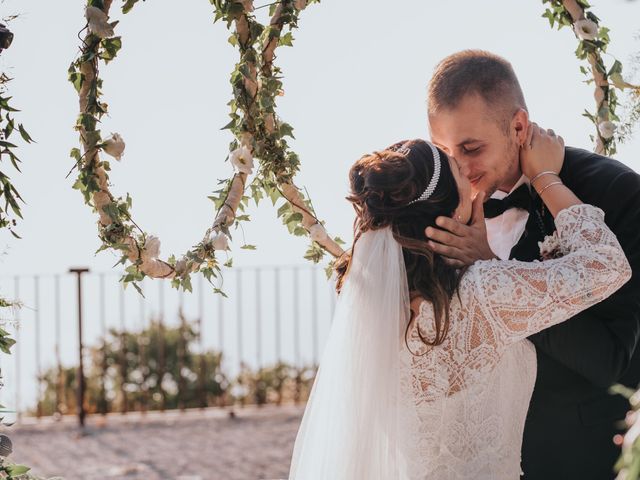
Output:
(490, 175), (530, 200)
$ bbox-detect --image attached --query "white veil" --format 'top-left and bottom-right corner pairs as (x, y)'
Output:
(288, 227), (419, 480)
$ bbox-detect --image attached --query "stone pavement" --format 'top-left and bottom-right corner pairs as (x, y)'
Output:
(7, 404), (305, 480)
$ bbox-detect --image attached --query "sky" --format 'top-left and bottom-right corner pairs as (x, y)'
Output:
(0, 0), (638, 277)
(0, 0), (638, 413)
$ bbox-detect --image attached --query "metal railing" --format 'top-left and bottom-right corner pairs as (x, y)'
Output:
(0, 266), (337, 425)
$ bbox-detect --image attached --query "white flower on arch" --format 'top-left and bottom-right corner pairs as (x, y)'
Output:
(230, 145), (254, 175)
(85, 6), (115, 39)
(573, 18), (598, 41)
(103, 133), (126, 160)
(598, 121), (616, 139)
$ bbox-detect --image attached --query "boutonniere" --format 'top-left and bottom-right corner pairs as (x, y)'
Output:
(539, 232), (565, 260)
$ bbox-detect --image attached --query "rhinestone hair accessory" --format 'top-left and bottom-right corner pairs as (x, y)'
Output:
(389, 143), (412, 156)
(407, 141), (441, 205)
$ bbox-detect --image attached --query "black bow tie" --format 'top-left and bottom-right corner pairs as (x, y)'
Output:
(483, 183), (533, 219)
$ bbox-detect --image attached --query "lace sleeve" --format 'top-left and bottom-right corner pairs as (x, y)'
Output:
(470, 204), (631, 346)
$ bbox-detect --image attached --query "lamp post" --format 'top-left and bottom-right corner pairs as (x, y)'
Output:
(0, 24), (13, 54)
(69, 268), (89, 429)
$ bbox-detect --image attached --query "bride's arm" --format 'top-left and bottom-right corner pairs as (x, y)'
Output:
(470, 203), (631, 346)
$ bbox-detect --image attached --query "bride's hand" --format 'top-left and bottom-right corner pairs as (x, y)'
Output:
(520, 122), (565, 181)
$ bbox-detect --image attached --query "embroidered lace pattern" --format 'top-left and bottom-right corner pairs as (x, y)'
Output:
(400, 204), (631, 479)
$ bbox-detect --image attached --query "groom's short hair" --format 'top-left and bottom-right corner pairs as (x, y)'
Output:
(427, 50), (527, 126)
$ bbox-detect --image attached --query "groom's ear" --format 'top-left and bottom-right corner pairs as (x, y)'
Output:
(511, 108), (529, 147)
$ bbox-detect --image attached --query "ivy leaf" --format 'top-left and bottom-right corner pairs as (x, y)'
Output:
(279, 32), (294, 47)
(6, 465), (31, 476)
(99, 37), (123, 63)
(279, 122), (295, 139)
(213, 287), (228, 298)
(541, 9), (555, 28)
(18, 124), (34, 143)
(277, 202), (290, 218)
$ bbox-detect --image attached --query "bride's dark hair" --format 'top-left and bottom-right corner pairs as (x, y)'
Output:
(334, 139), (466, 348)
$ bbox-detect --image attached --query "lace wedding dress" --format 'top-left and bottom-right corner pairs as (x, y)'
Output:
(289, 205), (631, 480)
(402, 205), (631, 479)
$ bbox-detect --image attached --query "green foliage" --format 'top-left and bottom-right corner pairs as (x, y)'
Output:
(70, 0), (331, 295)
(234, 362), (315, 406)
(36, 312), (315, 415)
(541, 0), (640, 155)
(0, 73), (33, 239)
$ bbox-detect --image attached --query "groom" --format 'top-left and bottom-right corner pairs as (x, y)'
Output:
(424, 50), (640, 479)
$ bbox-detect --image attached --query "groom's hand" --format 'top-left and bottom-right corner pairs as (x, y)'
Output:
(425, 193), (496, 268)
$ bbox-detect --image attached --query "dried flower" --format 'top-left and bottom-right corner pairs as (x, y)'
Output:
(539, 233), (564, 260)
(230, 145), (254, 175)
(85, 6), (114, 39)
(103, 133), (125, 160)
(598, 121), (616, 140)
(573, 19), (598, 41)
(209, 231), (230, 251)
(141, 235), (161, 262)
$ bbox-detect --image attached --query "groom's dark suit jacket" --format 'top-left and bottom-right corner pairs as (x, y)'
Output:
(515, 147), (640, 480)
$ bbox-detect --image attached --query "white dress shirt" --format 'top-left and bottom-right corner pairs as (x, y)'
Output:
(485, 176), (531, 260)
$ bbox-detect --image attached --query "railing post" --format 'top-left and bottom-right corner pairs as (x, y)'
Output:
(274, 267), (281, 363)
(311, 269), (318, 365)
(139, 281), (148, 414)
(13, 276), (20, 423)
(118, 285), (128, 414)
(255, 268), (262, 370)
(198, 276), (207, 409)
(54, 274), (63, 417)
(158, 281), (166, 412)
(177, 291), (186, 412)
(34, 276), (41, 419)
(293, 267), (300, 368)
(98, 273), (108, 415)
(69, 267), (89, 429)
(236, 270), (243, 374)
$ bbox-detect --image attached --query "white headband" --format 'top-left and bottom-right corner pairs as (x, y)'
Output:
(407, 141), (441, 205)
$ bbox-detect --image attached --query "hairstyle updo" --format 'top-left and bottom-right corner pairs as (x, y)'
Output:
(335, 139), (467, 348)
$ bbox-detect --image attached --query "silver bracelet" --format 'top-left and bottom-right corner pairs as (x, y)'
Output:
(530, 171), (559, 186)
(536, 180), (563, 197)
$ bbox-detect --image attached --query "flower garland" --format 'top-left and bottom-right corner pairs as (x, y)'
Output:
(542, 0), (640, 156)
(69, 0), (344, 294)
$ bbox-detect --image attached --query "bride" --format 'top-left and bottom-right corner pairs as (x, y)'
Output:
(288, 125), (631, 479)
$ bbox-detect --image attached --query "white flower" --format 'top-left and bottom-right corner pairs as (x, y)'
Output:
(209, 232), (229, 251)
(598, 121), (616, 139)
(295, 0), (307, 10)
(175, 258), (188, 276)
(141, 235), (161, 262)
(103, 133), (125, 160)
(573, 19), (598, 41)
(229, 145), (254, 175)
(85, 6), (114, 39)
(538, 233), (564, 260)
(85, 6), (107, 23)
(309, 223), (328, 243)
